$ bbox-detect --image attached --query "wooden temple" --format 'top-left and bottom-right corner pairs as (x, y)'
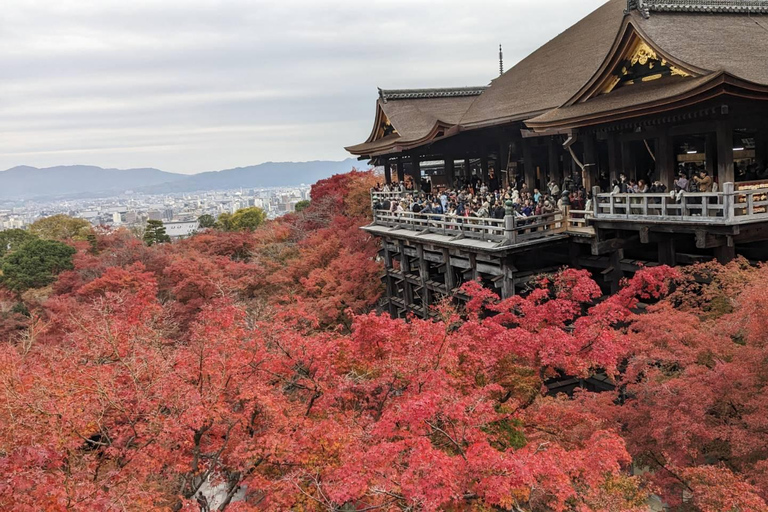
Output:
(347, 0), (768, 318)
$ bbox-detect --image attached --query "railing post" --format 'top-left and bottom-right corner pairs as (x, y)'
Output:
(504, 200), (516, 245)
(590, 186), (600, 218)
(722, 182), (735, 222)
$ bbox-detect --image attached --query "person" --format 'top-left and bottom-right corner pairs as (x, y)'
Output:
(611, 180), (621, 194)
(619, 173), (629, 193)
(548, 180), (560, 198)
(674, 172), (689, 202)
(693, 170), (712, 192)
(489, 167), (500, 193)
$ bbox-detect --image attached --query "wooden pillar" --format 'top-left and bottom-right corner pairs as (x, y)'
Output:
(442, 248), (455, 292)
(382, 158), (392, 185)
(501, 259), (515, 299)
(705, 133), (717, 176)
(499, 139), (511, 189)
(656, 132), (675, 188)
(717, 121), (734, 185)
(583, 134), (597, 191)
(411, 157), (422, 192)
(658, 237), (676, 267)
(416, 245), (430, 319)
(382, 243), (397, 316)
(481, 155), (490, 185)
(468, 253), (478, 281)
(621, 139), (634, 180)
(609, 249), (624, 294)
(756, 125), (768, 167)
(464, 158), (471, 184)
(715, 244), (736, 265)
(607, 133), (620, 184)
(445, 158), (455, 189)
(522, 140), (535, 190)
(399, 241), (413, 308)
(396, 157), (404, 183)
(548, 138), (562, 185)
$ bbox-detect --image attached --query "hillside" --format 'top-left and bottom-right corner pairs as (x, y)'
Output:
(0, 159), (364, 200)
(0, 165), (185, 200)
(138, 158), (363, 194)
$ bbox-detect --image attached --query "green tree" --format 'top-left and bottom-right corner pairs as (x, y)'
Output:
(214, 212), (234, 231)
(0, 239), (76, 292)
(29, 215), (92, 241)
(143, 220), (171, 246)
(294, 200), (310, 213)
(0, 229), (37, 258)
(198, 214), (216, 229)
(229, 207), (267, 231)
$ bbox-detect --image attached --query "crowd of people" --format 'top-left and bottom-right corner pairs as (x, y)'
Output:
(372, 170), (591, 221)
(372, 161), (752, 220)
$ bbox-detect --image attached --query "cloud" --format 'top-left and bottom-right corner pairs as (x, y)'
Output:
(0, 0), (607, 173)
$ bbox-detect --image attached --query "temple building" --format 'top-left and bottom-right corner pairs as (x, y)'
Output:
(347, 0), (768, 318)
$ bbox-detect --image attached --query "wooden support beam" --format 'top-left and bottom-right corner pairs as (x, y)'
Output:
(411, 157), (422, 191)
(695, 230), (727, 249)
(621, 140), (635, 180)
(609, 249), (624, 294)
(396, 157), (404, 183)
(583, 134), (597, 191)
(607, 132), (620, 184)
(399, 241), (413, 307)
(714, 244), (736, 265)
(591, 236), (625, 256)
(382, 157), (392, 185)
(501, 259), (515, 299)
(442, 248), (455, 292)
(468, 253), (478, 281)
(656, 131), (675, 188)
(658, 237), (676, 266)
(639, 226), (650, 244)
(522, 139), (535, 190)
(445, 158), (455, 189)
(705, 133), (716, 177)
(499, 139), (511, 189)
(548, 137), (562, 185)
(716, 120), (734, 185)
(417, 245), (430, 319)
(481, 155), (489, 185)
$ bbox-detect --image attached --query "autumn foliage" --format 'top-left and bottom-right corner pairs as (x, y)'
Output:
(1, 170), (767, 511)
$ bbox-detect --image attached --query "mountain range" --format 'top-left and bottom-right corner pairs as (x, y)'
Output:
(0, 158), (363, 200)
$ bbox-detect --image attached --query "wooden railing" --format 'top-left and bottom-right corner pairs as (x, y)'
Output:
(372, 209), (567, 246)
(592, 183), (768, 225)
(371, 191), (408, 206)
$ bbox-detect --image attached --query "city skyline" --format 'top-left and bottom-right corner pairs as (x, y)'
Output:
(0, 0), (605, 174)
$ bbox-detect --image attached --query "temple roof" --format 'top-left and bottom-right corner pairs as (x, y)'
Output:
(458, 0), (628, 128)
(347, 0), (768, 156)
(346, 87), (485, 157)
(526, 74), (720, 129)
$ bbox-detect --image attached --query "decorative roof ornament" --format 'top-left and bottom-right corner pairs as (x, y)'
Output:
(625, 0), (650, 17)
(499, 44), (504, 76)
(627, 0), (768, 16)
(378, 87), (488, 103)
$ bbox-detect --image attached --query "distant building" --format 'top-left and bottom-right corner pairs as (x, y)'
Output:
(163, 220), (199, 240)
(148, 210), (163, 221)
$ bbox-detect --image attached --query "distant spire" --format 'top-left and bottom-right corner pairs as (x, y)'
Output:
(499, 44), (504, 76)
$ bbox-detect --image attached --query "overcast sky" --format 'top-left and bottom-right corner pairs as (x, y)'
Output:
(0, 0), (606, 174)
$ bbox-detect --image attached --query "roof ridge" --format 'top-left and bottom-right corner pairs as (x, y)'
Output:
(378, 87), (488, 103)
(630, 0), (768, 16)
